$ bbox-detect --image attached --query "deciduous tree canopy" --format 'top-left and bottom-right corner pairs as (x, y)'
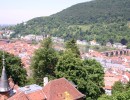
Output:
(55, 49), (104, 100)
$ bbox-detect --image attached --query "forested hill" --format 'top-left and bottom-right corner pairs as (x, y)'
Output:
(52, 0), (130, 24)
(13, 0), (130, 45)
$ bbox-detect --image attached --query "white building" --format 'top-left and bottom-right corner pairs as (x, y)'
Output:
(113, 43), (127, 49)
(90, 40), (100, 46)
(76, 40), (87, 45)
(21, 35), (43, 42)
(51, 37), (64, 43)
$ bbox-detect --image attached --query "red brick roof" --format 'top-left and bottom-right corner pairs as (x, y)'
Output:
(43, 78), (85, 100)
(8, 89), (47, 100)
(8, 92), (29, 100)
(6, 78), (85, 100)
(26, 90), (46, 100)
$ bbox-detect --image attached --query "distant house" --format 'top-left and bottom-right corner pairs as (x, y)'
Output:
(76, 40), (87, 45)
(0, 31), (3, 38)
(21, 35), (44, 42)
(106, 42), (113, 47)
(113, 43), (127, 49)
(51, 37), (64, 43)
(90, 40), (99, 46)
(2, 30), (14, 38)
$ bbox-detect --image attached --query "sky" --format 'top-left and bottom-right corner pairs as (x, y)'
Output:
(0, 0), (92, 25)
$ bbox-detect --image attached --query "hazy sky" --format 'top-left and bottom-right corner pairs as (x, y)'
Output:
(0, 0), (92, 25)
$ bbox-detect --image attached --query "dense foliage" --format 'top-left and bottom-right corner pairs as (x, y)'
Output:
(0, 51), (27, 86)
(55, 49), (104, 100)
(31, 37), (58, 84)
(52, 0), (130, 24)
(111, 81), (124, 94)
(65, 39), (80, 57)
(12, 0), (130, 45)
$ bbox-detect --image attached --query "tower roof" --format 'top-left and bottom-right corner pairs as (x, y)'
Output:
(0, 51), (10, 92)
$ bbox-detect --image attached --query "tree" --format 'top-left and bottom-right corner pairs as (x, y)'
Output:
(98, 94), (111, 100)
(31, 37), (58, 85)
(55, 49), (82, 80)
(55, 49), (104, 100)
(0, 51), (27, 86)
(98, 91), (130, 100)
(65, 39), (80, 57)
(109, 39), (114, 44)
(82, 59), (104, 100)
(112, 81), (124, 94)
(125, 81), (130, 90)
(120, 38), (128, 45)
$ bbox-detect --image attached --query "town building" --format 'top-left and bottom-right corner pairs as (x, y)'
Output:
(76, 40), (87, 45)
(89, 40), (100, 46)
(113, 43), (127, 49)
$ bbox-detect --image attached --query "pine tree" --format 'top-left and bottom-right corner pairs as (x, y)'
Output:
(31, 37), (58, 85)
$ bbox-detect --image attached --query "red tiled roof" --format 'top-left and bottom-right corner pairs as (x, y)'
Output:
(43, 78), (85, 100)
(8, 92), (29, 100)
(125, 72), (130, 78)
(26, 90), (46, 100)
(0, 94), (8, 100)
(104, 85), (112, 90)
(6, 78), (85, 100)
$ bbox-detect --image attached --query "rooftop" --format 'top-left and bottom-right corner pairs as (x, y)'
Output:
(19, 84), (42, 94)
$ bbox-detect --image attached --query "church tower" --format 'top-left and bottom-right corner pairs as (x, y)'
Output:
(0, 51), (11, 99)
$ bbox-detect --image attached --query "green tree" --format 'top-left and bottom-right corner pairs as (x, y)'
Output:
(125, 81), (130, 90)
(82, 59), (104, 100)
(55, 49), (104, 100)
(98, 94), (111, 100)
(111, 89), (130, 100)
(31, 37), (58, 85)
(98, 91), (130, 100)
(112, 81), (124, 94)
(55, 49), (82, 80)
(120, 38), (128, 45)
(65, 39), (80, 57)
(0, 51), (27, 86)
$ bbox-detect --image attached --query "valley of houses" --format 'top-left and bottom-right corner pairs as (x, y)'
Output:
(0, 32), (130, 99)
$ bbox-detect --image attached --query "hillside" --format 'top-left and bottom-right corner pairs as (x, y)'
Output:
(52, 0), (130, 24)
(12, 0), (130, 45)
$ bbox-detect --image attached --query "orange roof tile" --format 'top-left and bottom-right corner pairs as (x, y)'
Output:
(26, 90), (46, 100)
(8, 92), (29, 100)
(43, 78), (85, 100)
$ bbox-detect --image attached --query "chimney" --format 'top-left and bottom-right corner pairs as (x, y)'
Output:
(43, 77), (48, 86)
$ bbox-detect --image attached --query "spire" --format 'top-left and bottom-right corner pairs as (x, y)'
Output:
(0, 51), (10, 92)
